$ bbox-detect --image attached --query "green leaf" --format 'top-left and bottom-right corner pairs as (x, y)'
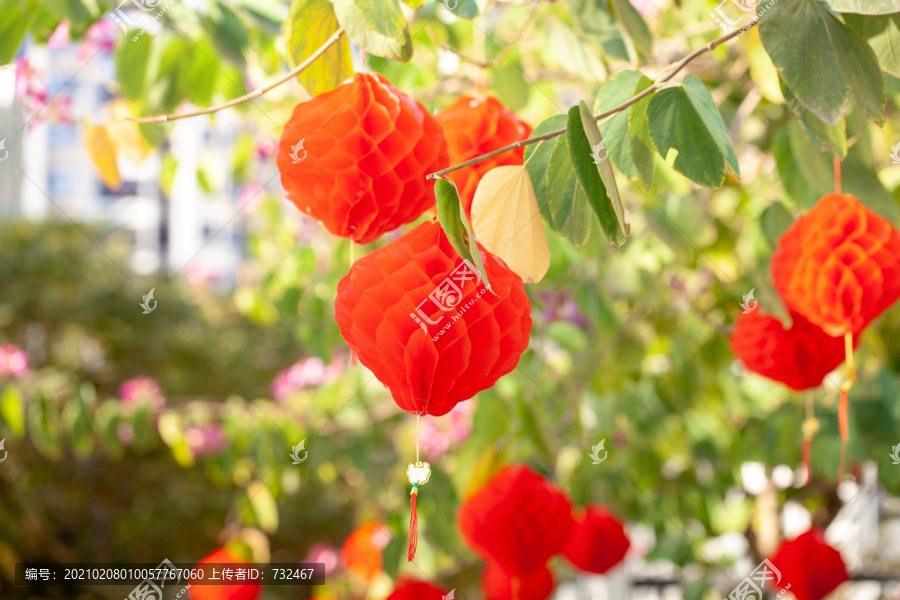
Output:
(646, 74), (739, 188)
(567, 103), (628, 248)
(62, 382), (95, 459)
(594, 70), (654, 185)
(444, 0), (486, 19)
(524, 115), (591, 247)
(247, 481), (279, 533)
(200, 3), (250, 67)
(759, 0), (886, 126)
(0, 0), (36, 65)
(516, 397), (554, 463)
(0, 385), (25, 434)
(844, 13), (900, 79)
(608, 0), (651, 59)
(772, 128), (821, 207)
(568, 0), (628, 61)
(760, 202), (793, 248)
(825, 0), (900, 14)
(546, 18), (607, 81)
(333, 0), (412, 61)
(628, 77), (656, 187)
(780, 78), (847, 158)
(115, 33), (151, 102)
(435, 178), (491, 289)
(401, 0), (425, 7)
(284, 0), (354, 96)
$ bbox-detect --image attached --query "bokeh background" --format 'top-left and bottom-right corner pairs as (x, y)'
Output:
(2, 0), (900, 598)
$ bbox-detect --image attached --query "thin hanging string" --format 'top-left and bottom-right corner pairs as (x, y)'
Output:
(416, 413), (420, 463)
(838, 332), (855, 481)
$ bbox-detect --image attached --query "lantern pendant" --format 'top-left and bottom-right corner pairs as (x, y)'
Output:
(407, 461), (430, 562)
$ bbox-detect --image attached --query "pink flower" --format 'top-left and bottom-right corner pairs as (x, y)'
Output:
(271, 356), (343, 402)
(256, 139), (278, 160)
(119, 376), (165, 412)
(48, 20), (71, 49)
(304, 543), (340, 576)
(185, 424), (229, 456)
(419, 402), (474, 459)
(0, 344), (29, 378)
(629, 0), (665, 17)
(78, 18), (116, 61)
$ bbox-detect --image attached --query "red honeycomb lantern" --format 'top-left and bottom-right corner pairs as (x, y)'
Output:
(562, 505), (630, 575)
(386, 578), (448, 600)
(768, 529), (848, 600)
(188, 548), (262, 600)
(435, 95), (531, 217)
(772, 193), (900, 337)
(334, 220), (532, 416)
(458, 465), (574, 577)
(482, 562), (555, 600)
(730, 307), (858, 391)
(277, 72), (449, 244)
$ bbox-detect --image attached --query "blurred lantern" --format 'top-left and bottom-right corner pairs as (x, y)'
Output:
(340, 522), (390, 582)
(562, 505), (630, 574)
(385, 577), (448, 600)
(188, 547), (262, 600)
(435, 95), (531, 218)
(768, 529), (848, 600)
(482, 561), (555, 600)
(334, 221), (532, 560)
(458, 465), (574, 577)
(277, 72), (448, 244)
(772, 193), (900, 337)
(730, 309), (857, 392)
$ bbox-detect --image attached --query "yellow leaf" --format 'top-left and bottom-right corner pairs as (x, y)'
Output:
(82, 125), (121, 190)
(284, 0), (354, 97)
(742, 28), (783, 104)
(105, 100), (150, 164)
(471, 165), (551, 284)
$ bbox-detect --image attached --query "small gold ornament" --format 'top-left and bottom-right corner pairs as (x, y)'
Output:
(407, 461), (431, 486)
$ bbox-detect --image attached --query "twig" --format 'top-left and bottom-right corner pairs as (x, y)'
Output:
(128, 28), (346, 124)
(426, 21), (757, 181)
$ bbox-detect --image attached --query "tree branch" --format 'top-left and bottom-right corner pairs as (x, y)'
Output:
(426, 21), (757, 181)
(128, 28), (346, 124)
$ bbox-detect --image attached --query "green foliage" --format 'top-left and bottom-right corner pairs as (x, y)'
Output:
(333, 0), (412, 61)
(284, 0), (354, 96)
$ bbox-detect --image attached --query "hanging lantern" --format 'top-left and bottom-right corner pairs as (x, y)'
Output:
(340, 522), (390, 582)
(435, 95), (532, 217)
(277, 73), (449, 244)
(385, 578), (449, 600)
(458, 465), (574, 577)
(334, 221), (532, 561)
(561, 505), (630, 575)
(730, 308), (858, 391)
(768, 529), (848, 600)
(482, 562), (555, 600)
(334, 220), (532, 417)
(771, 193), (900, 337)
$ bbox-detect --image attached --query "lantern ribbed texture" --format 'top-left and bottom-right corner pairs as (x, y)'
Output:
(730, 308), (858, 391)
(561, 505), (630, 575)
(768, 529), (848, 600)
(771, 193), (900, 336)
(278, 73), (448, 244)
(482, 562), (554, 600)
(385, 578), (448, 600)
(435, 95), (531, 217)
(458, 465), (574, 578)
(334, 221), (532, 416)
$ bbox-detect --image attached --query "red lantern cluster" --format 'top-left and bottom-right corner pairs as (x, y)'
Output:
(458, 465), (630, 600)
(334, 220), (532, 416)
(435, 95), (532, 217)
(278, 72), (448, 244)
(731, 193), (900, 390)
(768, 528), (848, 600)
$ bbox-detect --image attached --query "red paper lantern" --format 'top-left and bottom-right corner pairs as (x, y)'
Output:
(482, 561), (555, 600)
(561, 505), (630, 575)
(768, 529), (848, 600)
(188, 548), (262, 600)
(334, 220), (532, 416)
(386, 577), (448, 600)
(730, 307), (859, 391)
(435, 95), (531, 216)
(458, 465), (575, 577)
(340, 522), (390, 582)
(277, 72), (448, 244)
(772, 193), (900, 337)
